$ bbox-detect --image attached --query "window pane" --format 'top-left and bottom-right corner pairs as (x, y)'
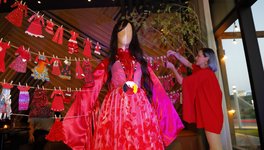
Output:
(222, 39), (260, 149)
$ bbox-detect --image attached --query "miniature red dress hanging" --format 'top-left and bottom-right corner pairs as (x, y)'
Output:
(83, 38), (92, 58)
(94, 42), (101, 55)
(9, 46), (31, 73)
(25, 13), (45, 38)
(46, 118), (65, 142)
(51, 89), (65, 112)
(5, 1), (27, 27)
(29, 89), (51, 118)
(68, 31), (79, 54)
(50, 57), (62, 76)
(45, 19), (54, 35)
(82, 59), (94, 87)
(0, 41), (10, 72)
(63, 89), (72, 104)
(75, 60), (84, 79)
(52, 26), (64, 45)
(31, 54), (50, 82)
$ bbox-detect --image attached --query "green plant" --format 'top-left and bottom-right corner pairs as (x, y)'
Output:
(125, 3), (205, 58)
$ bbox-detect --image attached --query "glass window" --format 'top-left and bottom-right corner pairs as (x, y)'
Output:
(222, 38), (260, 149)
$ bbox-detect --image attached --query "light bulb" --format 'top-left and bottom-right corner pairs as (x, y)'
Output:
(234, 25), (240, 32)
(233, 39), (237, 44)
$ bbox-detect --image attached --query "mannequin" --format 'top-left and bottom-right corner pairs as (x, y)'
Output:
(63, 19), (184, 150)
(166, 48), (223, 150)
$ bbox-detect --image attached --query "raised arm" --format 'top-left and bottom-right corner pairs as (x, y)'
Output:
(166, 61), (183, 85)
(167, 50), (192, 69)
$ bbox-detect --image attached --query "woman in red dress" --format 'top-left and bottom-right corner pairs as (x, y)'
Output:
(63, 19), (184, 150)
(166, 48), (223, 150)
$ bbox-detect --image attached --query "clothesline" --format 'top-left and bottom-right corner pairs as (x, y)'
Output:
(1, 38), (98, 62)
(0, 81), (108, 92)
(2, 37), (170, 64)
(11, 113), (90, 119)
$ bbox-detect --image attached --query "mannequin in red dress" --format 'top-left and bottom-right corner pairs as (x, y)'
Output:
(166, 48), (223, 150)
(63, 19), (184, 150)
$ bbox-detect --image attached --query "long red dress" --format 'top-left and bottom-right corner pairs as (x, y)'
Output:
(63, 49), (184, 150)
(5, 1), (27, 27)
(182, 65), (223, 134)
(0, 41), (10, 72)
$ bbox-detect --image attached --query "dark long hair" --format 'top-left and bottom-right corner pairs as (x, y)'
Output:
(106, 19), (153, 102)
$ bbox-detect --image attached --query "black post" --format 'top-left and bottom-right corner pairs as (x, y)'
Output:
(237, 5), (264, 149)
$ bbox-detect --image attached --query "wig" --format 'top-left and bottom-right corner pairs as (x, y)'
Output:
(107, 19), (153, 102)
(201, 48), (218, 72)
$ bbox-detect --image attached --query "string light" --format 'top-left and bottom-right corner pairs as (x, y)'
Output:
(234, 21), (240, 32)
(232, 39), (237, 45)
(37, 1), (41, 4)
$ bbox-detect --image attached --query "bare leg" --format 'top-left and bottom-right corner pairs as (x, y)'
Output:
(205, 130), (223, 150)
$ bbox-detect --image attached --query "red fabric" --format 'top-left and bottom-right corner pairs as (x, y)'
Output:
(182, 67), (223, 134)
(25, 14), (45, 38)
(45, 20), (54, 35)
(63, 58), (183, 149)
(46, 118), (65, 142)
(9, 46), (31, 73)
(52, 26), (64, 45)
(51, 90), (65, 112)
(5, 1), (27, 27)
(50, 57), (62, 76)
(0, 42), (10, 72)
(75, 60), (84, 79)
(83, 38), (92, 58)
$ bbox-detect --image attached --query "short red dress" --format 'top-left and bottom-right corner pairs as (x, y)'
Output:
(46, 118), (65, 142)
(182, 65), (223, 134)
(51, 90), (65, 112)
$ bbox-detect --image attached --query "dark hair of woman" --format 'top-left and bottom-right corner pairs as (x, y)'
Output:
(106, 19), (153, 102)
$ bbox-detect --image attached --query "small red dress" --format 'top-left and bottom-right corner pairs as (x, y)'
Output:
(50, 57), (62, 76)
(182, 65), (223, 134)
(25, 13), (45, 38)
(82, 59), (94, 87)
(46, 118), (65, 142)
(5, 1), (27, 27)
(51, 90), (65, 112)
(9, 46), (31, 73)
(75, 60), (84, 79)
(45, 19), (54, 35)
(0, 41), (10, 72)
(83, 38), (92, 58)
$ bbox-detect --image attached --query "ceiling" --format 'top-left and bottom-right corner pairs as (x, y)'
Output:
(0, 0), (187, 13)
